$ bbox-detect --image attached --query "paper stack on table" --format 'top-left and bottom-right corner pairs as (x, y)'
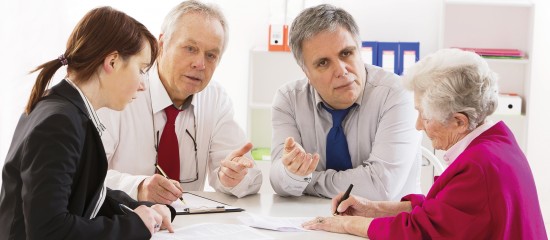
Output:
(238, 213), (313, 232)
(152, 223), (274, 240)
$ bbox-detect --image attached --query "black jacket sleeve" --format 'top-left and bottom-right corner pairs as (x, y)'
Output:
(100, 188), (177, 222)
(20, 112), (152, 240)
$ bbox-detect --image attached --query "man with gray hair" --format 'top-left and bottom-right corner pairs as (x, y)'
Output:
(270, 4), (421, 200)
(98, 0), (262, 204)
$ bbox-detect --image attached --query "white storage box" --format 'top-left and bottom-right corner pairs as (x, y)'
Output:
(495, 94), (522, 115)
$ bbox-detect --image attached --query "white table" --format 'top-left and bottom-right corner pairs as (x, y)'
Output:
(169, 191), (364, 239)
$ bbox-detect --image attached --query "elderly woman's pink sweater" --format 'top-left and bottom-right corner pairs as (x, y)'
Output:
(368, 121), (547, 239)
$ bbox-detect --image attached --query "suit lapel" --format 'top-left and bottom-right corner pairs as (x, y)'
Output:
(50, 80), (110, 218)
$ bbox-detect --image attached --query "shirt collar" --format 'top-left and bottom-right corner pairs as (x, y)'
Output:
(64, 78), (105, 135)
(443, 120), (496, 165)
(149, 63), (194, 114)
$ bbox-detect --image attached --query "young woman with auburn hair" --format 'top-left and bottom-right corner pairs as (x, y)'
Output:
(0, 6), (176, 240)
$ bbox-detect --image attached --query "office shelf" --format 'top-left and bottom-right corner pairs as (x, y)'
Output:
(483, 58), (530, 65)
(435, 0), (534, 153)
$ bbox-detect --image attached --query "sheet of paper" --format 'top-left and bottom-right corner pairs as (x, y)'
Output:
(151, 223), (274, 240)
(171, 192), (240, 213)
(238, 213), (313, 232)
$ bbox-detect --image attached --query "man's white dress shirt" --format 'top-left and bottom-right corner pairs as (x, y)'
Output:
(98, 65), (262, 199)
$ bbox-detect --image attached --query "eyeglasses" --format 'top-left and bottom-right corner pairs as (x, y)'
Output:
(154, 125), (199, 183)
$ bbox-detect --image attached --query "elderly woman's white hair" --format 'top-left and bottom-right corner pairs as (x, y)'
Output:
(403, 48), (499, 130)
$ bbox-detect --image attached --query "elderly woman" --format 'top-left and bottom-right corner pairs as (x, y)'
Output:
(303, 49), (547, 239)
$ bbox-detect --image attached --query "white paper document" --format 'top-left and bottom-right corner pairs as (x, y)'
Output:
(151, 223), (274, 240)
(238, 213), (312, 232)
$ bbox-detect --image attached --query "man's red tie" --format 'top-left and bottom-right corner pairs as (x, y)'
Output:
(157, 105), (182, 180)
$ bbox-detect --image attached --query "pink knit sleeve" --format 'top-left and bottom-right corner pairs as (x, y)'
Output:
(367, 161), (488, 239)
(401, 194), (426, 208)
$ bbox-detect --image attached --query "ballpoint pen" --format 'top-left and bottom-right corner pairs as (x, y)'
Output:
(334, 184), (354, 215)
(120, 204), (161, 229)
(154, 163), (187, 205)
(119, 203), (135, 213)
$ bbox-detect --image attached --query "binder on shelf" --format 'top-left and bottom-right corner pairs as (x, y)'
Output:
(361, 41), (378, 66)
(399, 42), (420, 75)
(268, 24), (288, 52)
(377, 42), (399, 75)
(455, 47), (524, 58)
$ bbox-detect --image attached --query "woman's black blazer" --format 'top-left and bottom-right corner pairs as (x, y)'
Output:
(0, 80), (172, 240)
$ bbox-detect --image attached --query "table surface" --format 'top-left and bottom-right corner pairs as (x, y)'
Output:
(168, 191), (365, 239)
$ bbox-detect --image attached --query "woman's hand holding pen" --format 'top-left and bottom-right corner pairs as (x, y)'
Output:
(302, 191), (372, 237)
(138, 174), (184, 204)
(219, 142), (255, 188)
(303, 192), (413, 236)
(331, 193), (413, 218)
(331, 193), (371, 217)
(133, 204), (174, 235)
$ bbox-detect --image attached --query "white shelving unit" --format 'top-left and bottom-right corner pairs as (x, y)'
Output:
(430, 0), (534, 158)
(247, 49), (305, 155)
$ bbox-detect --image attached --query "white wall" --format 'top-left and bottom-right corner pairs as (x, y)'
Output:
(528, 0), (550, 230)
(0, 0), (268, 166)
(0, 0), (441, 174)
(0, 0), (548, 229)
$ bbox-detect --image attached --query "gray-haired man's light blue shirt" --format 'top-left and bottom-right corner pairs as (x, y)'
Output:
(270, 64), (422, 200)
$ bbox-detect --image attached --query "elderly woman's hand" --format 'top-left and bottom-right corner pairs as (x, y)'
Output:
(302, 215), (371, 237)
(333, 193), (413, 218)
(332, 193), (376, 217)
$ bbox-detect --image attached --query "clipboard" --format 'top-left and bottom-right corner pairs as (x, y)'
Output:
(171, 192), (244, 215)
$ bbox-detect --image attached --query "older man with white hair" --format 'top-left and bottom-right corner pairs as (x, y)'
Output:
(99, 0), (262, 204)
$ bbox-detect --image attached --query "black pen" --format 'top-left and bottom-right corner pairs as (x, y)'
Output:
(154, 163), (187, 205)
(119, 204), (135, 214)
(334, 184), (354, 215)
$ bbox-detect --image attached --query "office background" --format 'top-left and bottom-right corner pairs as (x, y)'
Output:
(0, 0), (548, 231)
